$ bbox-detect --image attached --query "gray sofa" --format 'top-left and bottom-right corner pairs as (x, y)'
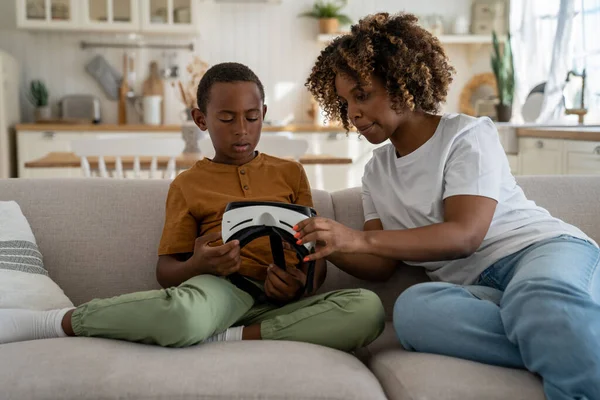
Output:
(2, 176), (598, 399)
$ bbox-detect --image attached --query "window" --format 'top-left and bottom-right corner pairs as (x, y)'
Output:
(510, 0), (599, 123)
(571, 0), (600, 121)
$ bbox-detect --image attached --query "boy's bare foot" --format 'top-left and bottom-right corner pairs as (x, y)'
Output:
(202, 323), (261, 343)
(61, 309), (75, 336)
(241, 324), (261, 340)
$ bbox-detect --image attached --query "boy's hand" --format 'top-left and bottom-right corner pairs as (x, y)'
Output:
(191, 232), (241, 276)
(264, 264), (306, 304)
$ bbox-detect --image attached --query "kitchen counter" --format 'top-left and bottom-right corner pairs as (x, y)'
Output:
(517, 125), (600, 141)
(15, 123), (349, 133)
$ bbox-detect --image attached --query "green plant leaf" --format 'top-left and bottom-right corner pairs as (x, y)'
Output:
(28, 79), (49, 107)
(490, 30), (514, 106)
(298, 0), (349, 19)
(298, 10), (320, 18)
(337, 14), (352, 25)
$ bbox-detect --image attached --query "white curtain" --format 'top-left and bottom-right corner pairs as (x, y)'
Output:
(510, 0), (599, 123)
(509, 0), (559, 123)
(537, 0), (576, 122)
(572, 0), (600, 122)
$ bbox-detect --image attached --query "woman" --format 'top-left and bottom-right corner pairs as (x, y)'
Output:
(295, 12), (600, 400)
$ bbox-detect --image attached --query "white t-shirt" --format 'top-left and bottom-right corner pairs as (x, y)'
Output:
(362, 113), (595, 285)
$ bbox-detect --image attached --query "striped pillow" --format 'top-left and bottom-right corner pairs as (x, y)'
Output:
(0, 240), (47, 276)
(0, 201), (73, 310)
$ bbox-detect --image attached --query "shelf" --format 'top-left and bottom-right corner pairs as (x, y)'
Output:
(438, 35), (494, 44)
(15, 123), (349, 134)
(317, 33), (495, 45)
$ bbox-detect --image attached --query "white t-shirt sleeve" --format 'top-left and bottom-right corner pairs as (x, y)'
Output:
(361, 176), (380, 222)
(442, 119), (503, 201)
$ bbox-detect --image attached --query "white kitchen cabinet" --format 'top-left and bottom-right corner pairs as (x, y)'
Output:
(140, 0), (198, 34)
(518, 138), (564, 176)
(563, 140), (600, 175)
(17, 0), (78, 30)
(17, 130), (83, 178)
(81, 0), (140, 31)
(16, 0), (198, 34)
(506, 154), (519, 175)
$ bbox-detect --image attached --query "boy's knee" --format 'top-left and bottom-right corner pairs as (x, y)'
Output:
(159, 303), (214, 347)
(352, 289), (385, 325)
(341, 289), (385, 346)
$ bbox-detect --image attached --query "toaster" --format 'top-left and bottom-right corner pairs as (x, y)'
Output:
(59, 95), (101, 123)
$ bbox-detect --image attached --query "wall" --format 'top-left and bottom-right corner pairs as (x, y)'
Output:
(0, 0), (493, 125)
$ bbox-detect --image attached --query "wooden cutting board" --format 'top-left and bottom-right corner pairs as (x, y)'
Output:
(118, 53), (129, 125)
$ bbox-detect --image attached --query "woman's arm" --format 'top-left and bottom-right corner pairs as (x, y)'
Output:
(295, 195), (497, 263)
(360, 195), (497, 261)
(326, 219), (398, 281)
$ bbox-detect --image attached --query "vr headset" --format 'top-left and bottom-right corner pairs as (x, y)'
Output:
(222, 201), (317, 302)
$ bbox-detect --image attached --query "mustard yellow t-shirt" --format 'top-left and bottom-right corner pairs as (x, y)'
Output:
(158, 152), (313, 281)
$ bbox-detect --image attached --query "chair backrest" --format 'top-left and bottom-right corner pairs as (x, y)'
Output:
(197, 134), (309, 160)
(71, 136), (184, 179)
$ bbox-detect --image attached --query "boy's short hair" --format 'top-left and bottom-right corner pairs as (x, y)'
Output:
(305, 12), (455, 131)
(196, 62), (265, 113)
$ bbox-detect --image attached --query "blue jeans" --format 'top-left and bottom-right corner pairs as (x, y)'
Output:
(393, 235), (600, 400)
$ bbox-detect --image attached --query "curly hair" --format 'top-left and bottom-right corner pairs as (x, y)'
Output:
(305, 12), (455, 130)
(197, 62), (265, 114)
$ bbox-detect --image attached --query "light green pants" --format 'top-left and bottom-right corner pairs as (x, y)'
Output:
(71, 274), (385, 351)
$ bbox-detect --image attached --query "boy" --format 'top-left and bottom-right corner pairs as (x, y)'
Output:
(1, 62), (384, 352)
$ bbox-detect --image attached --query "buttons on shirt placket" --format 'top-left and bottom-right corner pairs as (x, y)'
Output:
(239, 168), (250, 195)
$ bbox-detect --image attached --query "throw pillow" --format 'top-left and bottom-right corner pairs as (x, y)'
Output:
(0, 201), (74, 310)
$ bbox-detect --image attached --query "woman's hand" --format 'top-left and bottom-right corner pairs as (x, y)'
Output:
(293, 217), (366, 261)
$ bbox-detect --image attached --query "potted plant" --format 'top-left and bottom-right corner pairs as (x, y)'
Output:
(28, 80), (50, 122)
(491, 31), (514, 122)
(299, 0), (352, 34)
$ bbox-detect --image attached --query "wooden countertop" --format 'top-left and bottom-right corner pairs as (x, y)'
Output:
(24, 152), (352, 169)
(15, 123), (349, 133)
(517, 126), (600, 141)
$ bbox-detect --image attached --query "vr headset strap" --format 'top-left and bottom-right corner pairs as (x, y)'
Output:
(226, 226), (316, 303)
(269, 230), (287, 271)
(268, 228), (316, 294)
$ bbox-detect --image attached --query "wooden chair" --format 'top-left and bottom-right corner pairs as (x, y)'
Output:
(197, 134), (309, 160)
(71, 136), (184, 179)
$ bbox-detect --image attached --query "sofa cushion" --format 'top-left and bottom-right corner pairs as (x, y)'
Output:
(0, 179), (334, 306)
(360, 324), (544, 400)
(0, 338), (387, 400)
(515, 175), (600, 243)
(370, 348), (545, 400)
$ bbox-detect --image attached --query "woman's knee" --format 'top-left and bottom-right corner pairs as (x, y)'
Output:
(393, 282), (456, 349)
(501, 279), (594, 337)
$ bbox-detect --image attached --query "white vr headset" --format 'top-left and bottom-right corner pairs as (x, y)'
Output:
(222, 201), (317, 299)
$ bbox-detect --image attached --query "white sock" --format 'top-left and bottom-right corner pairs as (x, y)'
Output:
(0, 308), (72, 344)
(202, 326), (244, 343)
